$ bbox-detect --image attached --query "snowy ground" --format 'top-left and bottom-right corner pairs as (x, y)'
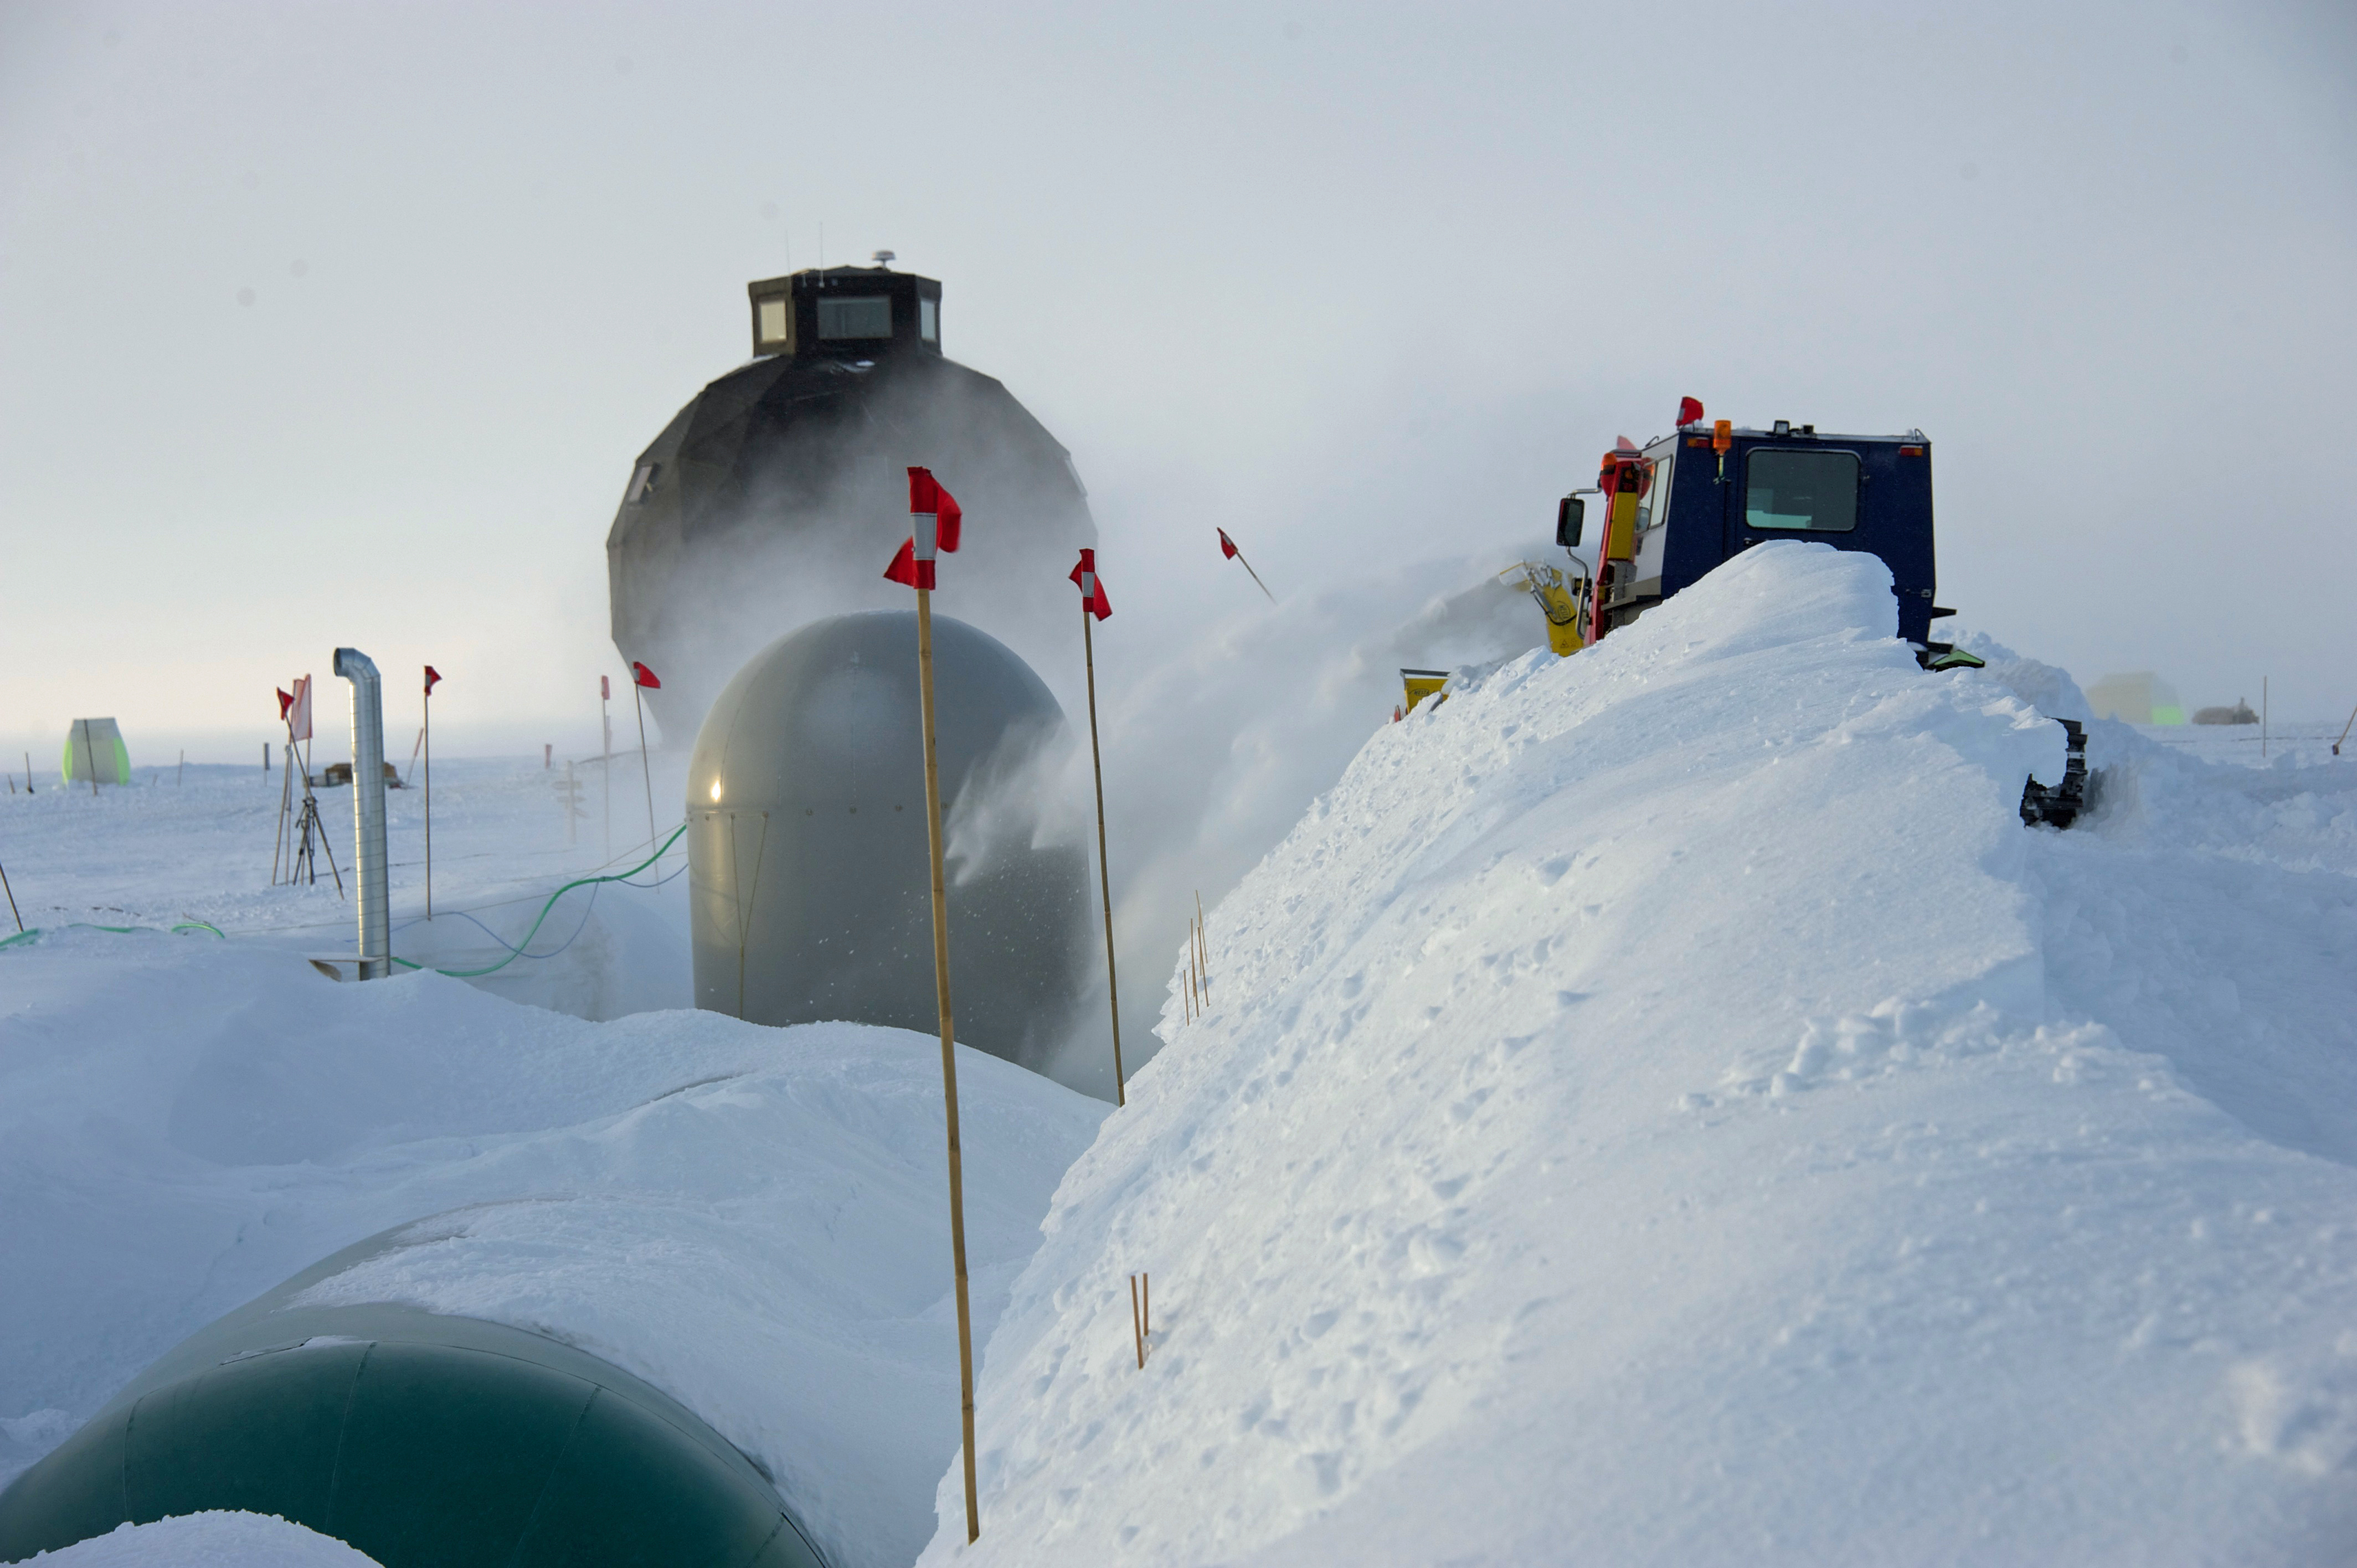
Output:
(0, 766), (1103, 1568)
(919, 543), (2357, 1566)
(12, 1513), (379, 1566)
(4, 541), (2353, 1566)
(0, 748), (698, 1020)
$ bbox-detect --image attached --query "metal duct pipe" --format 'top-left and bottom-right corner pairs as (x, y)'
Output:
(334, 648), (392, 979)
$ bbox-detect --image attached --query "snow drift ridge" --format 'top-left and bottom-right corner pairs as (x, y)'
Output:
(924, 542), (2357, 1567)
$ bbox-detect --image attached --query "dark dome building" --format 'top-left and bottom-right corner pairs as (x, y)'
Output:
(607, 262), (1095, 736)
(686, 611), (1091, 1073)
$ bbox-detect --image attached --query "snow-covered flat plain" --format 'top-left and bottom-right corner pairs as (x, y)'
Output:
(920, 543), (2357, 1566)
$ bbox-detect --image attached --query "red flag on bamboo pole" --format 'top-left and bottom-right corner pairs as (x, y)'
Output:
(889, 462), (984, 1541)
(1216, 528), (1275, 602)
(1072, 546), (1126, 1106)
(631, 661), (661, 689)
(1069, 548), (1111, 620)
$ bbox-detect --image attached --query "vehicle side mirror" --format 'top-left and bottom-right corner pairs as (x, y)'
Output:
(1556, 495), (1584, 549)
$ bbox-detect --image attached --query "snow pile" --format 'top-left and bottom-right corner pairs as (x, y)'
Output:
(1054, 542), (1555, 1089)
(922, 542), (2357, 1565)
(0, 936), (1102, 1568)
(10, 1513), (379, 1566)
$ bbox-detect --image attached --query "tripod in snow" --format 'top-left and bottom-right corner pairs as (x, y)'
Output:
(279, 722), (342, 895)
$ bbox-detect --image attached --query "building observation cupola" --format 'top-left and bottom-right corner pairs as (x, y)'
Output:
(747, 254), (942, 360)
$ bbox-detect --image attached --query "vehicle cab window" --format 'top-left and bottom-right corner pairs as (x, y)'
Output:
(1634, 454), (1674, 533)
(1745, 450), (1859, 532)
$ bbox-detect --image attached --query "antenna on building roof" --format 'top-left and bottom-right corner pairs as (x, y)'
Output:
(872, 250), (896, 268)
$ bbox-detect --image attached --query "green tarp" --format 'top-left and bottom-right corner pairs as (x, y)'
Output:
(61, 718), (130, 785)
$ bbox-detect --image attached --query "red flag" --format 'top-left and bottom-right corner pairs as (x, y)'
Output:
(883, 537), (933, 590)
(1216, 528), (1275, 602)
(1069, 548), (1111, 620)
(600, 674), (611, 700)
(287, 675), (312, 742)
(631, 661), (661, 689)
(907, 468), (963, 553)
(887, 467), (963, 590)
(1677, 395), (1704, 427)
(276, 687), (293, 719)
(424, 665), (442, 695)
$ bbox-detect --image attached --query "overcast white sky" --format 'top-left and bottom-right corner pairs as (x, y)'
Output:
(2, 0), (2351, 762)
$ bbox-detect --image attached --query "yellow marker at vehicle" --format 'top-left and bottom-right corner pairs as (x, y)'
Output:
(1401, 668), (1450, 713)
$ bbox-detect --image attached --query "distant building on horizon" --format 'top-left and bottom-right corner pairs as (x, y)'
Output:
(2085, 672), (2185, 726)
(2192, 698), (2260, 726)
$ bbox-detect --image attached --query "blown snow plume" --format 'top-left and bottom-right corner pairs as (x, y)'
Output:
(921, 542), (2357, 1566)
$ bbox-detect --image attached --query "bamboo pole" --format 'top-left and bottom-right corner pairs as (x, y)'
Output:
(423, 684), (434, 919)
(1081, 597), (1126, 1105)
(918, 585), (982, 1545)
(271, 740), (292, 884)
(1130, 1273), (1146, 1369)
(1195, 893), (1210, 1003)
(1, 852), (20, 933)
(633, 680), (657, 853)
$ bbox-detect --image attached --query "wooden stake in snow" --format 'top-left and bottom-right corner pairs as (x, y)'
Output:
(886, 466), (982, 1544)
(1195, 891), (1210, 1003)
(1183, 929), (1196, 1022)
(1070, 549), (1126, 1105)
(1130, 1273), (1147, 1369)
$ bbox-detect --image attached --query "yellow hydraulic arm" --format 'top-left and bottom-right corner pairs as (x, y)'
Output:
(1499, 561), (1587, 656)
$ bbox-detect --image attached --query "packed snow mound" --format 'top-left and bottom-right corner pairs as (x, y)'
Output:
(922, 542), (2357, 1566)
(10, 1513), (381, 1566)
(0, 937), (1103, 1568)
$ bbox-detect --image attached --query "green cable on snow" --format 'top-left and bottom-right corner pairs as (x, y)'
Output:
(0, 919), (226, 951)
(392, 825), (687, 979)
(0, 831), (679, 972)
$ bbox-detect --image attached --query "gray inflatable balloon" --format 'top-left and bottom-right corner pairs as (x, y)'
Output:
(688, 611), (1090, 1072)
